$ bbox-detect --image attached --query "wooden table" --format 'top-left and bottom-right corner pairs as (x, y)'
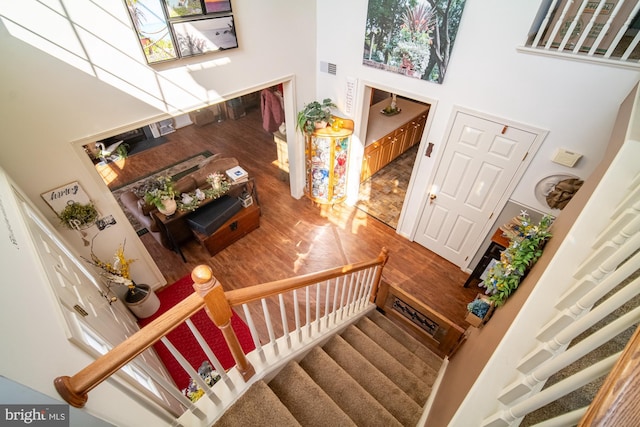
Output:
(152, 178), (258, 262)
(463, 229), (510, 288)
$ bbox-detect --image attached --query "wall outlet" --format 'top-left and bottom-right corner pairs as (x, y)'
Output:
(552, 148), (582, 167)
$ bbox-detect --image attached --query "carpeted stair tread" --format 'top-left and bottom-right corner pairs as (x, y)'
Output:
(323, 335), (422, 426)
(356, 316), (439, 386)
(300, 347), (403, 427)
(213, 380), (300, 426)
(367, 309), (443, 369)
(269, 361), (357, 427)
(341, 325), (431, 405)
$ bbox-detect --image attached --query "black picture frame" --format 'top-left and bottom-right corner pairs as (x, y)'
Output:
(163, 0), (204, 19)
(172, 15), (237, 57)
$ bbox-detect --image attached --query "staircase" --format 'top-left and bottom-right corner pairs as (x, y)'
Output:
(214, 310), (442, 426)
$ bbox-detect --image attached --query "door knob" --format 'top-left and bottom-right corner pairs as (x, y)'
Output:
(430, 194), (437, 200)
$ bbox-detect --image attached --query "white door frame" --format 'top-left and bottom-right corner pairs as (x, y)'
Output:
(411, 106), (548, 271)
(349, 79), (439, 231)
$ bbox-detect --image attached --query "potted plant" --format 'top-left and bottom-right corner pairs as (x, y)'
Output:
(58, 201), (99, 230)
(84, 239), (160, 319)
(466, 294), (494, 327)
(143, 176), (177, 215)
(296, 98), (337, 135)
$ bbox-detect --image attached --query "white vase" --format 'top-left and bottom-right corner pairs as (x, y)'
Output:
(158, 198), (177, 216)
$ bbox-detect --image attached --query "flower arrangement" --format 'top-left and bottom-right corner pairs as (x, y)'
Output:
(176, 173), (230, 212)
(467, 298), (491, 319)
(203, 172), (230, 199)
(481, 212), (554, 306)
(84, 239), (136, 289)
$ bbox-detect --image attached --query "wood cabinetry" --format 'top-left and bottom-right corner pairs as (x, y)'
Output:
(361, 100), (429, 181)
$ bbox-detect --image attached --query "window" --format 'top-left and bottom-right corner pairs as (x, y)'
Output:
(523, 0), (640, 68)
(125, 0), (237, 64)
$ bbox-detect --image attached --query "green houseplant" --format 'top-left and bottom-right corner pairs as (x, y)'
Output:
(58, 201), (99, 229)
(296, 98), (337, 135)
(143, 175), (177, 215)
(481, 212), (554, 306)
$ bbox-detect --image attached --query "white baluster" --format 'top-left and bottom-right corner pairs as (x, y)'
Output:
(531, 0), (561, 48)
(293, 289), (302, 342)
(540, 250), (640, 340)
(278, 294), (290, 347)
(242, 304), (265, 362)
(185, 319), (233, 391)
(502, 306), (640, 403)
(519, 275), (640, 372)
(261, 298), (278, 356)
(484, 353), (619, 427)
(160, 337), (221, 404)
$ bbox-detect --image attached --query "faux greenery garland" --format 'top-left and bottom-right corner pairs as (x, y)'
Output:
(481, 212), (554, 306)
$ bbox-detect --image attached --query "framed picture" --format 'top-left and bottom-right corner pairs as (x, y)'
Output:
(126, 0), (178, 64)
(172, 16), (237, 57)
(362, 0), (467, 84)
(163, 0), (204, 18)
(205, 0), (232, 14)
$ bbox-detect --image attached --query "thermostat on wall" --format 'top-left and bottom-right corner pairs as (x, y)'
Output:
(552, 148), (582, 167)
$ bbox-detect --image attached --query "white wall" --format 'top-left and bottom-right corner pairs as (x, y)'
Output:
(0, 0), (317, 287)
(316, 0), (640, 238)
(0, 170), (169, 427)
(0, 1), (316, 424)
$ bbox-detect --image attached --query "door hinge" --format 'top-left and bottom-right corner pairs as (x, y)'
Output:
(73, 304), (89, 317)
(464, 255), (469, 261)
(489, 212), (494, 219)
(522, 152), (529, 161)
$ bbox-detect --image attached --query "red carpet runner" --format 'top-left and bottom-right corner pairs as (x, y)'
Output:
(138, 275), (256, 391)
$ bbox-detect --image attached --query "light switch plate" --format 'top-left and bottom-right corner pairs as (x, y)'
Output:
(552, 148), (582, 167)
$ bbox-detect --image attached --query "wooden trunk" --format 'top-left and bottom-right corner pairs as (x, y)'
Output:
(192, 204), (260, 256)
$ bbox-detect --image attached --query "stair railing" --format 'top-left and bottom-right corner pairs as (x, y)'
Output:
(54, 248), (389, 424)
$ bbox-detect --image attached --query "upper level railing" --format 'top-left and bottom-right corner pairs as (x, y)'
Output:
(522, 0), (640, 69)
(54, 248), (389, 424)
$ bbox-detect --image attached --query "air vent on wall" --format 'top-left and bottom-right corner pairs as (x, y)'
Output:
(320, 61), (337, 75)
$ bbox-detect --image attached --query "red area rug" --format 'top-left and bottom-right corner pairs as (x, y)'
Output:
(138, 275), (255, 391)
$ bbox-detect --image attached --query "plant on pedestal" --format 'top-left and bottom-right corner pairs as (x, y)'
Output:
(296, 98), (337, 135)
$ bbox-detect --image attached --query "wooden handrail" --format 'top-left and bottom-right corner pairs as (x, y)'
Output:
(578, 324), (640, 426)
(55, 292), (206, 407)
(54, 249), (388, 408)
(225, 248), (389, 306)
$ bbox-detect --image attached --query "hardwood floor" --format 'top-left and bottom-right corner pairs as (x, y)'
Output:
(101, 104), (480, 330)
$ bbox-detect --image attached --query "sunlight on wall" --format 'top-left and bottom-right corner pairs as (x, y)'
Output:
(0, 0), (227, 115)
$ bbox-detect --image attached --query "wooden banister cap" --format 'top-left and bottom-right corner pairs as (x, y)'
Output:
(191, 265), (213, 285)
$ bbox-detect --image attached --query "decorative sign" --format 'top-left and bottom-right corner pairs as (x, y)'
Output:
(41, 181), (92, 216)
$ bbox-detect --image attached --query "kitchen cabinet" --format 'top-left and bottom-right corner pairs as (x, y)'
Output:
(361, 98), (430, 182)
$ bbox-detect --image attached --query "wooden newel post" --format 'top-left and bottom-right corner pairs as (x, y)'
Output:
(370, 247), (389, 303)
(191, 265), (255, 381)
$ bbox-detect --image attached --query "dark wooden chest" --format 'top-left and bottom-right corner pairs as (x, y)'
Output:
(192, 203), (260, 256)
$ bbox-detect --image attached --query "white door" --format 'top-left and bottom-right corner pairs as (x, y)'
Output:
(415, 111), (542, 268)
(13, 190), (182, 412)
